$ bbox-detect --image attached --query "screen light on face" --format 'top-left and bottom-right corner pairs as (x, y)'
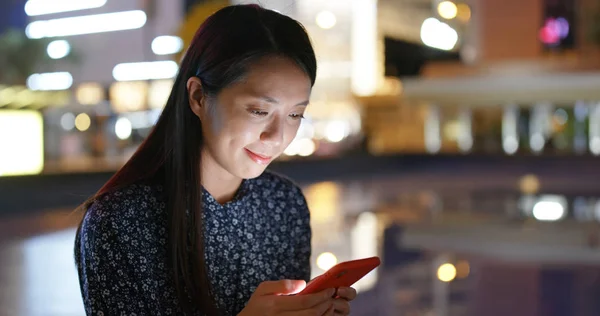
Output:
(0, 110), (44, 176)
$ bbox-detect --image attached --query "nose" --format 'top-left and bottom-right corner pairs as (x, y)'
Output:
(260, 115), (284, 148)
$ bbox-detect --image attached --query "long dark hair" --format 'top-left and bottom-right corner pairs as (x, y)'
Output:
(75, 4), (316, 315)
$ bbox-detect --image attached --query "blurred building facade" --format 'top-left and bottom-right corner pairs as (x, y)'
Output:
(3, 0), (600, 176)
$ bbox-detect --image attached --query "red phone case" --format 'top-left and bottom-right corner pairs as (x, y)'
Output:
(298, 256), (381, 295)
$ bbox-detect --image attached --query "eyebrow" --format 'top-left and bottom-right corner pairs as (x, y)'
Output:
(259, 96), (309, 107)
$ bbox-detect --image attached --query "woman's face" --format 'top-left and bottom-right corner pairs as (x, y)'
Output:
(188, 56), (312, 180)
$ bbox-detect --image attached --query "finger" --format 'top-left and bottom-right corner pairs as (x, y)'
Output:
(333, 298), (350, 315)
(325, 304), (335, 316)
(255, 280), (306, 296)
(277, 288), (336, 311)
(299, 298), (334, 316)
(336, 287), (357, 301)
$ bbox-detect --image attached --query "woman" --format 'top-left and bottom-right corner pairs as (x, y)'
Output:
(74, 4), (357, 316)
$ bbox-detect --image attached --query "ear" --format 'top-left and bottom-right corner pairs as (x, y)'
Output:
(186, 77), (205, 120)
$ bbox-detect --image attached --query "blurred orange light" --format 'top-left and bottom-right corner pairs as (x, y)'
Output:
(456, 3), (471, 23)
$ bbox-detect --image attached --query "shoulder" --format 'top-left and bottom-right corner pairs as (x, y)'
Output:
(254, 170), (307, 202)
(80, 183), (166, 245)
(253, 170), (310, 219)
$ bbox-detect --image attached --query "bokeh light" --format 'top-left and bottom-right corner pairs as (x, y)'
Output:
(74, 113), (91, 132)
(437, 1), (458, 20)
(316, 252), (338, 271)
(437, 263), (457, 282)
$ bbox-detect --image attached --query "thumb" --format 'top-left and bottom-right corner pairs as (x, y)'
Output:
(255, 280), (307, 296)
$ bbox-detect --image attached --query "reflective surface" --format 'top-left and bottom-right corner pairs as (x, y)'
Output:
(3, 175), (600, 315)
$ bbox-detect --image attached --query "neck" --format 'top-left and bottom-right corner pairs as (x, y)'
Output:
(200, 148), (243, 205)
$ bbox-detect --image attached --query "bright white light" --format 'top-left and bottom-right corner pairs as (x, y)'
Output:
(503, 136), (518, 155)
(26, 10), (147, 39)
(351, 0), (378, 96)
(25, 0), (107, 16)
(27, 72), (73, 91)
(533, 200), (565, 221)
(325, 121), (348, 143)
(297, 138), (316, 157)
(47, 40), (71, 59)
(152, 36), (184, 55)
(420, 17), (458, 51)
(591, 137), (600, 155)
(351, 211), (378, 292)
(530, 133), (545, 152)
(60, 113), (75, 131)
(0, 111), (44, 176)
(316, 252), (337, 271)
(113, 61), (179, 81)
(437, 1), (458, 20)
(115, 117), (133, 140)
(316, 11), (337, 29)
(437, 263), (457, 282)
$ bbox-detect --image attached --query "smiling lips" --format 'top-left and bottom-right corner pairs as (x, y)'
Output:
(244, 148), (273, 165)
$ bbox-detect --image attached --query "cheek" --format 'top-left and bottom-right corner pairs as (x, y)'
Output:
(223, 119), (263, 148)
(282, 123), (301, 147)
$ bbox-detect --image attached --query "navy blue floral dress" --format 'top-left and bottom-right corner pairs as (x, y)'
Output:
(75, 171), (312, 315)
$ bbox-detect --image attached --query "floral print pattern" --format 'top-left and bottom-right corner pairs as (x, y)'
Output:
(75, 171), (312, 315)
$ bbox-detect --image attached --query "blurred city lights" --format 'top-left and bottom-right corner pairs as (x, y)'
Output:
(47, 40), (71, 59)
(112, 61), (178, 81)
(503, 136), (519, 155)
(0, 87), (17, 107)
(148, 80), (174, 109)
(27, 72), (73, 91)
(420, 18), (458, 51)
(325, 121), (348, 143)
(530, 133), (545, 153)
(60, 113), (76, 131)
(351, 0), (378, 96)
(25, 0), (107, 16)
(533, 196), (567, 221)
(115, 117), (133, 140)
(284, 137), (316, 157)
(539, 17), (570, 45)
(14, 89), (35, 108)
(456, 3), (472, 23)
(297, 138), (316, 157)
(109, 81), (148, 112)
(351, 211), (378, 293)
(553, 108), (568, 125)
(455, 260), (470, 279)
(26, 11), (147, 39)
(591, 138), (600, 155)
(76, 83), (104, 105)
(151, 36), (184, 55)
(519, 174), (540, 194)
(316, 252), (338, 271)
(437, 263), (457, 282)
(0, 111), (44, 176)
(425, 106), (442, 153)
(74, 113), (91, 132)
(502, 105), (519, 155)
(316, 11), (337, 29)
(437, 1), (458, 20)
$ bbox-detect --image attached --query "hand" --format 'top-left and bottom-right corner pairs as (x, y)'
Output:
(332, 287), (357, 315)
(238, 279), (336, 316)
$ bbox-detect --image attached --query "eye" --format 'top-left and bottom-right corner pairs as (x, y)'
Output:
(289, 113), (305, 120)
(249, 109), (268, 117)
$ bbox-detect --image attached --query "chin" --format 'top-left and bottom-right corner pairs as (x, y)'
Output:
(236, 164), (269, 179)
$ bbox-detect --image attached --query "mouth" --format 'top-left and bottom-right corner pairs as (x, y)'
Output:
(244, 148), (273, 165)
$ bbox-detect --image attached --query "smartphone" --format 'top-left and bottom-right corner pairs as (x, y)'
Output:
(298, 256), (381, 295)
